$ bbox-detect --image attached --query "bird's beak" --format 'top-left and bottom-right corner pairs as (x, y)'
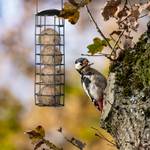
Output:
(88, 63), (94, 66)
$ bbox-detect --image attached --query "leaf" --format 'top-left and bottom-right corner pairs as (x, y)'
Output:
(110, 30), (122, 36)
(102, 0), (121, 21)
(130, 4), (140, 20)
(87, 37), (110, 55)
(26, 130), (42, 144)
(68, 11), (80, 24)
(35, 125), (45, 138)
(59, 2), (80, 24)
(117, 6), (129, 19)
(25, 125), (45, 144)
(59, 0), (92, 24)
(139, 1), (150, 12)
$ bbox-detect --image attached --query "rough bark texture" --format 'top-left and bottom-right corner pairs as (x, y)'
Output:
(102, 31), (150, 150)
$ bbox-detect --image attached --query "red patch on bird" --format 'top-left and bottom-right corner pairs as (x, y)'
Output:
(94, 97), (103, 112)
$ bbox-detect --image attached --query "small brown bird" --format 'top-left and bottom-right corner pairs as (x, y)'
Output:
(75, 58), (107, 112)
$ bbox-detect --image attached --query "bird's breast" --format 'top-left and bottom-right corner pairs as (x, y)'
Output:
(88, 83), (99, 100)
(83, 75), (101, 99)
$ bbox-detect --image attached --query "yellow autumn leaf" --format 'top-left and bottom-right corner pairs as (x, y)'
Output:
(68, 10), (80, 24)
(59, 2), (80, 24)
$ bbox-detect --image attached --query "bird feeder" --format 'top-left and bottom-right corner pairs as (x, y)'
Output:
(35, 0), (65, 107)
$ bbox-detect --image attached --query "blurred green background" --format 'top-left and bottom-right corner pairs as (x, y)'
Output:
(0, 0), (148, 149)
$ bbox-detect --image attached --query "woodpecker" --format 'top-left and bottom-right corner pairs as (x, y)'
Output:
(75, 58), (107, 112)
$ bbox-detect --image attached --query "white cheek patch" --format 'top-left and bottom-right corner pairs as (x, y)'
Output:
(75, 63), (82, 70)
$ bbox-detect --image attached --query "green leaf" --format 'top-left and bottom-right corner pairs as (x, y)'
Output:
(87, 37), (109, 55)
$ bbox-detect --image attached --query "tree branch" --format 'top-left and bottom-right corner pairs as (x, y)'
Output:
(110, 30), (125, 57)
(138, 14), (148, 19)
(64, 137), (86, 150)
(57, 128), (86, 150)
(85, 5), (113, 50)
(109, 34), (123, 50)
(81, 53), (115, 61)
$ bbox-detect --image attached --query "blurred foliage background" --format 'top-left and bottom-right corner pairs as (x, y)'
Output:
(0, 0), (148, 149)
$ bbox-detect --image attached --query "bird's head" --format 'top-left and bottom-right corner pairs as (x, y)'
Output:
(75, 58), (93, 71)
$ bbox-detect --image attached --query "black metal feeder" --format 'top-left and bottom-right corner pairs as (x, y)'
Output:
(35, 0), (65, 107)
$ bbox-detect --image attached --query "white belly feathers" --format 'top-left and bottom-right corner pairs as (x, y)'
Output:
(82, 75), (99, 101)
(82, 82), (92, 100)
(89, 83), (99, 100)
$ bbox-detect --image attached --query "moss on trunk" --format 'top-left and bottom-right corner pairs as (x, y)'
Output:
(102, 32), (150, 150)
(110, 33), (150, 97)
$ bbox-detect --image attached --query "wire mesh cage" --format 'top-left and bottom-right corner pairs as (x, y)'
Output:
(35, 1), (65, 107)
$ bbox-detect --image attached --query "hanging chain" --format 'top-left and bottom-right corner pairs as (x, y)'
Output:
(61, 0), (64, 9)
(36, 0), (38, 13)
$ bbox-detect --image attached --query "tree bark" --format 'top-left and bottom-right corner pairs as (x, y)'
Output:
(102, 31), (150, 150)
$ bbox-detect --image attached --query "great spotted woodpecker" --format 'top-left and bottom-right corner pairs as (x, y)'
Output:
(75, 58), (107, 112)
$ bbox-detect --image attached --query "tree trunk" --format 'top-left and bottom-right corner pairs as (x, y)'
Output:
(102, 32), (150, 150)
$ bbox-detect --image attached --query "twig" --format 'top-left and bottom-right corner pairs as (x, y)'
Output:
(91, 127), (116, 147)
(109, 34), (123, 50)
(138, 14), (148, 19)
(81, 53), (115, 61)
(119, 14), (131, 24)
(85, 5), (113, 50)
(64, 137), (85, 150)
(44, 139), (63, 150)
(82, 53), (110, 57)
(57, 128), (86, 150)
(110, 30), (125, 57)
(125, 0), (128, 5)
(110, 34), (116, 43)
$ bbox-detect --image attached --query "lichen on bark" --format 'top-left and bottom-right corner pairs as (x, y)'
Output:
(102, 32), (150, 150)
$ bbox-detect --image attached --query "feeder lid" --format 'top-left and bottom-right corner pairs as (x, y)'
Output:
(36, 9), (60, 16)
